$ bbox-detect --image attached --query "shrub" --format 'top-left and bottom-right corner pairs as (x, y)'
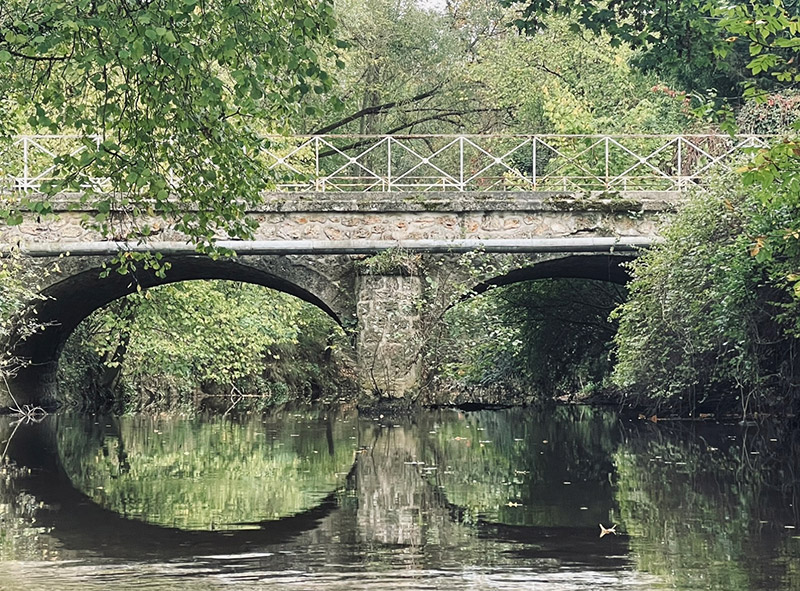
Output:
(612, 171), (800, 416)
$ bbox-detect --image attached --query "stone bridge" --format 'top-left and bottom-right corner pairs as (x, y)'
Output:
(0, 134), (764, 406)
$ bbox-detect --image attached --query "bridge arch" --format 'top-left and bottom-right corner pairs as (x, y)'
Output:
(470, 252), (634, 295)
(9, 253), (358, 407)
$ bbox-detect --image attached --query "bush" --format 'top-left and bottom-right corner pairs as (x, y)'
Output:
(612, 171), (800, 416)
(432, 278), (625, 401)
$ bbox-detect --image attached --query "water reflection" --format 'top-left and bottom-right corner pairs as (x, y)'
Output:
(421, 408), (621, 527)
(54, 412), (357, 530)
(0, 407), (799, 590)
(616, 421), (800, 590)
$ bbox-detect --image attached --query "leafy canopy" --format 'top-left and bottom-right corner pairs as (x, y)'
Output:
(0, 0), (338, 255)
(612, 171), (800, 415)
(501, 0), (800, 99)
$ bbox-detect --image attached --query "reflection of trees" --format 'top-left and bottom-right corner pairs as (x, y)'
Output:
(615, 423), (800, 590)
(5, 406), (800, 586)
(55, 411), (357, 530)
(420, 407), (622, 527)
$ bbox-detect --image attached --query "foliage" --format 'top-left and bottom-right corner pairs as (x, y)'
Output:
(355, 249), (421, 276)
(434, 279), (624, 400)
(612, 171), (800, 415)
(420, 407), (621, 527)
(303, 0), (504, 135)
(501, 0), (784, 100)
(614, 423), (800, 589)
(738, 92), (800, 133)
(0, 0), (338, 256)
(472, 17), (694, 134)
(0, 252), (46, 384)
(436, 290), (522, 389)
(304, 0), (692, 138)
(55, 411), (356, 530)
(499, 279), (625, 397)
(720, 1), (800, 99)
(58, 280), (352, 411)
(721, 3), (800, 317)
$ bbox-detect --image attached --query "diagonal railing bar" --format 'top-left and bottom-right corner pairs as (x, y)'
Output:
(265, 137), (317, 175)
(14, 136), (103, 191)
(315, 136), (389, 186)
(25, 139), (93, 189)
(18, 137), (63, 190)
(677, 134), (733, 164)
(680, 136), (768, 181)
(461, 137), (533, 187)
(532, 137), (609, 186)
(389, 137), (462, 187)
(676, 135), (764, 178)
(388, 137), (461, 185)
(605, 137), (681, 188)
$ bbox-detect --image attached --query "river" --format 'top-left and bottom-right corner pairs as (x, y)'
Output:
(0, 406), (798, 590)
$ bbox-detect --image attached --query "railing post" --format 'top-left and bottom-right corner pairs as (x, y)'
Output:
(604, 136), (610, 190)
(677, 136), (683, 190)
(531, 136), (537, 189)
(315, 136), (322, 192)
(22, 136), (29, 191)
(387, 137), (392, 192)
(459, 136), (465, 192)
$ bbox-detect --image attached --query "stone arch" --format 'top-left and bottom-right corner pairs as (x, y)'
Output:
(9, 253), (358, 406)
(472, 252), (634, 294)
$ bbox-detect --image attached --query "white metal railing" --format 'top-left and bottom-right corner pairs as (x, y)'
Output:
(0, 134), (770, 194)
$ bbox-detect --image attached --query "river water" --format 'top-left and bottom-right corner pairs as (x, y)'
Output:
(0, 406), (798, 590)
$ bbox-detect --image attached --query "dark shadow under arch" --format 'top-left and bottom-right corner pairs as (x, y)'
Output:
(474, 253), (633, 294)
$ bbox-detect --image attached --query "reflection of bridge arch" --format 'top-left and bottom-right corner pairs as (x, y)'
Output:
(10, 253), (357, 405)
(5, 417), (355, 560)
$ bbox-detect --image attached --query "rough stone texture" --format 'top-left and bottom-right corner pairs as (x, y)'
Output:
(0, 191), (670, 245)
(355, 273), (424, 397)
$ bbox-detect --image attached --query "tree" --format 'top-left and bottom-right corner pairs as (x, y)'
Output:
(500, 0), (793, 100)
(0, 0), (338, 257)
(301, 0), (505, 136)
(471, 17), (694, 134)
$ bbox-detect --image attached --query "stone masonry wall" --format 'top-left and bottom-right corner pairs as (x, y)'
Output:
(0, 191), (672, 245)
(355, 273), (424, 397)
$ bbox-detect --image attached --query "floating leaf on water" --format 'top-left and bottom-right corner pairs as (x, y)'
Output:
(599, 524), (617, 538)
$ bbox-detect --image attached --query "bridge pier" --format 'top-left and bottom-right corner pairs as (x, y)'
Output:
(355, 271), (424, 398)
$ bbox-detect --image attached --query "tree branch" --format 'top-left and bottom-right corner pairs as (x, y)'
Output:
(2, 47), (71, 62)
(311, 86), (443, 135)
